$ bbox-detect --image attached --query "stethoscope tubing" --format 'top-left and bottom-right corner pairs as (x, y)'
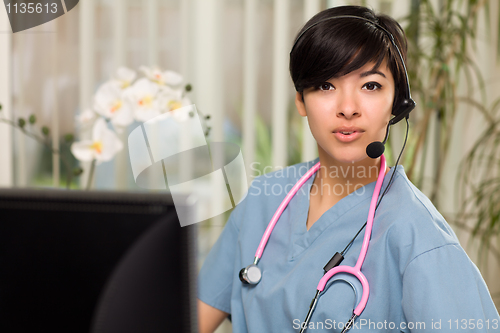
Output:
(246, 155), (387, 330)
(254, 161), (321, 260)
(316, 154), (387, 316)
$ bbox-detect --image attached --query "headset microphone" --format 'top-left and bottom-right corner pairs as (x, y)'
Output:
(366, 124), (389, 159)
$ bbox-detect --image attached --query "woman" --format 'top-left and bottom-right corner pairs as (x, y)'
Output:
(198, 6), (499, 333)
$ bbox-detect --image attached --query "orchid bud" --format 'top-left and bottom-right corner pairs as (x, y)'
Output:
(73, 167), (83, 176)
(64, 134), (74, 142)
(42, 126), (50, 136)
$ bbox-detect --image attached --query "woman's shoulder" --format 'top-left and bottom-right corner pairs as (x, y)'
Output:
(376, 165), (461, 261)
(243, 158), (318, 208)
(229, 158), (318, 230)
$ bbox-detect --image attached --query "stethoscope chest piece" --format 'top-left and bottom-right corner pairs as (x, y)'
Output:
(239, 264), (262, 285)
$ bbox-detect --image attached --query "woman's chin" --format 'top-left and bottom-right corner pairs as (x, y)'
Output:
(324, 149), (371, 165)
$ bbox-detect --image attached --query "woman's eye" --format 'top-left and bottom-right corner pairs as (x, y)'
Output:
(318, 83), (334, 91)
(363, 82), (382, 91)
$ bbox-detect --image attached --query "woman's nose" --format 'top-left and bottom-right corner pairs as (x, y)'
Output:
(336, 92), (360, 119)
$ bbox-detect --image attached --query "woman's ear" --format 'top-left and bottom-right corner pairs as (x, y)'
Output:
(295, 92), (307, 117)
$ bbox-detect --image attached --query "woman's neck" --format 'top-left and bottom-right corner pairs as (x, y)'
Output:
(311, 149), (385, 206)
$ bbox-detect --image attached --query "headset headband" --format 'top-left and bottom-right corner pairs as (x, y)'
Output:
(290, 15), (414, 108)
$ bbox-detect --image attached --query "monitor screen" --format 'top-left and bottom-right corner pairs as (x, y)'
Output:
(0, 188), (197, 333)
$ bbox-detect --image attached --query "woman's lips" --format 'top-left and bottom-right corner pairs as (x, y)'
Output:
(332, 127), (364, 142)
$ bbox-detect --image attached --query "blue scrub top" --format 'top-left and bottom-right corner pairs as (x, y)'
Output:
(198, 158), (500, 332)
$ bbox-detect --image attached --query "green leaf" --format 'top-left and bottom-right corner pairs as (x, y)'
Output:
(29, 114), (36, 124)
(0, 103), (2, 111)
(185, 83), (192, 92)
(18, 118), (26, 128)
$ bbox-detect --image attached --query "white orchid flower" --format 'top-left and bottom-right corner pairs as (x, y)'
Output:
(71, 118), (123, 163)
(124, 78), (162, 122)
(93, 81), (134, 128)
(76, 108), (96, 126)
(157, 86), (192, 122)
(114, 67), (136, 89)
(140, 66), (183, 86)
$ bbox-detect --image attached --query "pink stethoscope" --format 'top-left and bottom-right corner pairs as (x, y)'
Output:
(239, 155), (387, 333)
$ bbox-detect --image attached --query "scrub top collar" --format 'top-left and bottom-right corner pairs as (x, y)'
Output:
(289, 157), (400, 260)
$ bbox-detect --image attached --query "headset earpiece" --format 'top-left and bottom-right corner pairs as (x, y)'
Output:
(390, 98), (416, 125)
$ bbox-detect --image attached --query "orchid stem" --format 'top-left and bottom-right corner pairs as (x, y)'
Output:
(86, 159), (96, 190)
(0, 117), (74, 189)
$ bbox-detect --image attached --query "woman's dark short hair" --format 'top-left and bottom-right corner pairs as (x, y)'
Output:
(289, 6), (408, 115)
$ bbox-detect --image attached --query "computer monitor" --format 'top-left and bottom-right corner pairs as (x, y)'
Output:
(0, 188), (197, 333)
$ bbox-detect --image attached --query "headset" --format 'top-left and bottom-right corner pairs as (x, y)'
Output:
(290, 15), (416, 159)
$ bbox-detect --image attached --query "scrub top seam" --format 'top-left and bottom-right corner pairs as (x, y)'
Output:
(401, 243), (460, 278)
(396, 170), (441, 220)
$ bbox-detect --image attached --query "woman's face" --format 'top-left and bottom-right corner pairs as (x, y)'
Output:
(295, 60), (395, 164)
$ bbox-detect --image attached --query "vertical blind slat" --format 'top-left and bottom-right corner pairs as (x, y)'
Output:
(0, 7), (13, 186)
(272, 0), (290, 169)
(194, 0), (225, 229)
(243, 0), (257, 182)
(113, 0), (127, 68)
(180, 0), (192, 80)
(147, 0), (158, 67)
(79, 0), (95, 188)
(17, 35), (27, 186)
(79, 0), (95, 115)
(179, 0), (194, 192)
(113, 0), (128, 190)
(51, 22), (60, 187)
